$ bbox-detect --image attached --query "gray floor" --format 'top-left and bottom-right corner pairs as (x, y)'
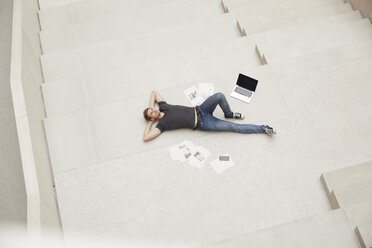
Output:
(0, 0), (27, 225)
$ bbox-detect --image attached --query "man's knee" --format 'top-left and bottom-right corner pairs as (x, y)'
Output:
(214, 92), (225, 100)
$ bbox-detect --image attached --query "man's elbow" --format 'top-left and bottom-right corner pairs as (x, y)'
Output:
(143, 136), (150, 142)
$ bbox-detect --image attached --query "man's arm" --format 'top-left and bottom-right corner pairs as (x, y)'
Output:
(149, 91), (165, 108)
(143, 120), (161, 142)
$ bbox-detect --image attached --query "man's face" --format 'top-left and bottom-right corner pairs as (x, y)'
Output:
(147, 108), (161, 120)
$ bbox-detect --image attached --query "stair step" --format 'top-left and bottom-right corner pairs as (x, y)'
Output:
(344, 200), (372, 228)
(332, 180), (372, 209)
(43, 66), (285, 173)
(203, 209), (359, 248)
(232, 1), (353, 35)
(261, 19), (372, 63)
(41, 37), (259, 117)
(355, 222), (372, 248)
(274, 58), (372, 125)
(39, 0), (87, 10)
(321, 160), (372, 206)
(38, 0), (180, 30)
(40, 13), (241, 82)
(252, 10), (362, 58)
(40, 0), (224, 54)
(223, 0), (342, 17)
(269, 39), (372, 79)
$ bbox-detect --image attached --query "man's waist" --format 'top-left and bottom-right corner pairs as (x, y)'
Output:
(194, 106), (201, 130)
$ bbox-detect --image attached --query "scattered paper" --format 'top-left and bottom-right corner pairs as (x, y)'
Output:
(169, 141), (211, 169)
(210, 154), (235, 174)
(183, 86), (203, 106)
(198, 83), (214, 100)
(168, 140), (195, 162)
(188, 146), (211, 170)
(183, 83), (215, 106)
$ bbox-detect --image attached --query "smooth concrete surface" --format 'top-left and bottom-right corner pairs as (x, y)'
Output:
(356, 222), (372, 248)
(40, 13), (240, 82)
(225, 0), (352, 34)
(203, 209), (359, 248)
(0, 0), (27, 225)
(223, 0), (343, 18)
(44, 66), (287, 173)
(251, 10), (362, 59)
(321, 160), (372, 200)
(50, 59), (372, 245)
(39, 0), (222, 33)
(344, 200), (372, 228)
(333, 180), (372, 208)
(260, 19), (372, 63)
(39, 0), (224, 54)
(38, 0), (178, 30)
(268, 40), (372, 79)
(40, 12), (236, 55)
(41, 37), (259, 116)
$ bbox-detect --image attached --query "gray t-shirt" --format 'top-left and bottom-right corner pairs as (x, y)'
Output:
(156, 101), (195, 132)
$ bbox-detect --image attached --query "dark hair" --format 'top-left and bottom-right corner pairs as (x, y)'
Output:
(143, 108), (151, 121)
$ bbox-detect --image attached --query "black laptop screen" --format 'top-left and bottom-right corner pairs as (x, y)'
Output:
(237, 73), (258, 92)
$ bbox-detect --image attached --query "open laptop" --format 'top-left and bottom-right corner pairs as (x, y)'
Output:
(231, 73), (258, 103)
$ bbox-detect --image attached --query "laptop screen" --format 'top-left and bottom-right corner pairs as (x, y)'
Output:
(237, 73), (258, 92)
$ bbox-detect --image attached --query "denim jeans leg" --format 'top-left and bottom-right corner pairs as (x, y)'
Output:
(199, 114), (266, 133)
(199, 92), (233, 118)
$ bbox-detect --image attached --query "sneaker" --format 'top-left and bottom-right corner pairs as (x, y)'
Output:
(264, 126), (276, 136)
(232, 112), (245, 120)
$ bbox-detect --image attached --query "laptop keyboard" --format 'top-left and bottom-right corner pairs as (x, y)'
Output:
(234, 86), (253, 97)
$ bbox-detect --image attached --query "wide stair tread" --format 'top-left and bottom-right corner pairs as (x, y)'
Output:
(40, 13), (241, 82)
(41, 37), (259, 117)
(203, 209), (360, 248)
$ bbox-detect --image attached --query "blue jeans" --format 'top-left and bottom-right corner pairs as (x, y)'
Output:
(197, 93), (266, 133)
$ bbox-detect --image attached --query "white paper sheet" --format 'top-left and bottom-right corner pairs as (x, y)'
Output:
(198, 83), (214, 100)
(210, 154), (235, 174)
(183, 86), (204, 106)
(188, 146), (210, 170)
(168, 140), (195, 162)
(183, 83), (215, 106)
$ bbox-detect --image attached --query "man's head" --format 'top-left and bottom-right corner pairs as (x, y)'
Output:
(143, 107), (161, 121)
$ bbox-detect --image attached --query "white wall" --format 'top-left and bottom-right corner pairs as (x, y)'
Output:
(10, 0), (62, 240)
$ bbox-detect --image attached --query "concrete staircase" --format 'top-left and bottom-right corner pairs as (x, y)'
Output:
(321, 161), (372, 248)
(38, 0), (372, 246)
